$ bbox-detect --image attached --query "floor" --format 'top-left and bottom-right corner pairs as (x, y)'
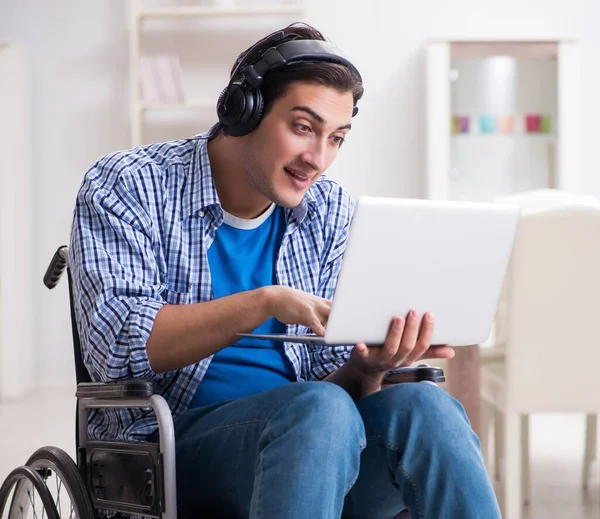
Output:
(1, 387), (599, 518)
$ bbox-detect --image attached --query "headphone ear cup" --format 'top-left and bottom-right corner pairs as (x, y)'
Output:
(240, 88), (264, 136)
(222, 86), (265, 137)
(216, 86), (229, 122)
(217, 83), (247, 131)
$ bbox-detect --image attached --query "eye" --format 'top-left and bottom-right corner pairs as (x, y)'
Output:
(330, 135), (346, 148)
(295, 123), (311, 134)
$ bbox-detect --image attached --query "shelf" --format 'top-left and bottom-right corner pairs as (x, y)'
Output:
(138, 98), (215, 110)
(451, 133), (555, 138)
(138, 5), (306, 20)
(130, 2), (308, 145)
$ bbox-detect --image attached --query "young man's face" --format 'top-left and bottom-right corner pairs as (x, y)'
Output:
(243, 82), (354, 209)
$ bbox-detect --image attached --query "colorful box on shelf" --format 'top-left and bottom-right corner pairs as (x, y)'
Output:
(479, 114), (495, 134)
(541, 114), (552, 133)
(497, 115), (514, 133)
(525, 114), (540, 133)
(451, 115), (470, 134)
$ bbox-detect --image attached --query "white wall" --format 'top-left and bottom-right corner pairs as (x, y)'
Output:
(0, 0), (130, 387)
(1, 0), (600, 387)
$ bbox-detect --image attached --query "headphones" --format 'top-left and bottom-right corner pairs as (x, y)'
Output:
(216, 30), (362, 137)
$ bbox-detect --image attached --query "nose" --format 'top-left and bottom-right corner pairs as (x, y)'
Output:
(301, 137), (327, 172)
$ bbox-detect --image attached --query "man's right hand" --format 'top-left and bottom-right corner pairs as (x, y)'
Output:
(263, 285), (331, 336)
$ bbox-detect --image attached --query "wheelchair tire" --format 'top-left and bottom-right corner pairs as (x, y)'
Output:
(0, 465), (60, 519)
(25, 446), (95, 519)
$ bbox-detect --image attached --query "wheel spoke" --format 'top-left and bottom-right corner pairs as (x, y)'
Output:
(55, 478), (62, 517)
(27, 490), (39, 519)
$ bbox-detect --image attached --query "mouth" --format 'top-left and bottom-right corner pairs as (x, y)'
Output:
(284, 167), (313, 190)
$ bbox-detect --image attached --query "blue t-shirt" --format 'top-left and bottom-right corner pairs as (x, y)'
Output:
(189, 204), (295, 408)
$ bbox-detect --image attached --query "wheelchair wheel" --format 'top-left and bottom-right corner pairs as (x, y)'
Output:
(0, 465), (60, 519)
(25, 446), (95, 519)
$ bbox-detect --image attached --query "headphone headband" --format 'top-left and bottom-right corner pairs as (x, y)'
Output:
(217, 37), (362, 137)
(241, 40), (362, 88)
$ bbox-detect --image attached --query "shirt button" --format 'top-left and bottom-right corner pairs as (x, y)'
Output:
(198, 211), (204, 217)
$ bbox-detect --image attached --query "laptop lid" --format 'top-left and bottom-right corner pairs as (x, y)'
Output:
(322, 196), (519, 346)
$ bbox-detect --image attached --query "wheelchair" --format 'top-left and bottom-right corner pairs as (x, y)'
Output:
(0, 245), (446, 519)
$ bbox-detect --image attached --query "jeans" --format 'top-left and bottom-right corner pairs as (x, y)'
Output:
(173, 381), (501, 519)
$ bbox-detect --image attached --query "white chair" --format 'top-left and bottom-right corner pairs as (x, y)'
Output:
(481, 190), (600, 495)
(479, 189), (600, 519)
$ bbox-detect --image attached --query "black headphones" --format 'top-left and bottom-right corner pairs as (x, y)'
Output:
(216, 31), (362, 137)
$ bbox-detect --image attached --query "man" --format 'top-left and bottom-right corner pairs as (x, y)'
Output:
(70, 22), (500, 519)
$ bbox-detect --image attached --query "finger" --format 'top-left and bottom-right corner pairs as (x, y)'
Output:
(404, 312), (435, 365)
(319, 300), (332, 318)
(393, 310), (420, 362)
(420, 345), (456, 360)
(381, 317), (405, 359)
(353, 342), (369, 359)
(315, 303), (330, 330)
(310, 316), (327, 336)
(314, 296), (332, 308)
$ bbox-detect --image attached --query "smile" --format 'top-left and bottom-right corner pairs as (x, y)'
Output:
(284, 167), (312, 181)
(284, 167), (313, 190)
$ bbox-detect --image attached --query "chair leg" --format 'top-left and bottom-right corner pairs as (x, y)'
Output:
(591, 414), (598, 460)
(494, 409), (504, 481)
(503, 412), (522, 519)
(521, 414), (530, 506)
(480, 400), (493, 472)
(583, 414), (597, 489)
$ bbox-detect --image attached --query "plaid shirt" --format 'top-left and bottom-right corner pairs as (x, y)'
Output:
(69, 130), (356, 442)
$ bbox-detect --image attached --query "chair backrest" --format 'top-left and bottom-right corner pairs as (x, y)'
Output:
(497, 192), (600, 413)
(44, 245), (91, 384)
(66, 268), (92, 384)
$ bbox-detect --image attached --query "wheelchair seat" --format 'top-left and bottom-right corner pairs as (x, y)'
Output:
(0, 245), (443, 519)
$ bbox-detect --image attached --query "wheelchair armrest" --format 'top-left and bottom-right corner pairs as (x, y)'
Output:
(383, 365), (445, 384)
(76, 380), (155, 399)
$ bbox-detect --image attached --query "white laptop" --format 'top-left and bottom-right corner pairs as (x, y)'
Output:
(238, 196), (520, 346)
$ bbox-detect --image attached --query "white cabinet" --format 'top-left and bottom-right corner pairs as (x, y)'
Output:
(0, 41), (34, 400)
(426, 39), (582, 202)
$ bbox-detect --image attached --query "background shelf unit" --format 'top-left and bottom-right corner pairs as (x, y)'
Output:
(426, 39), (581, 202)
(129, 0), (308, 146)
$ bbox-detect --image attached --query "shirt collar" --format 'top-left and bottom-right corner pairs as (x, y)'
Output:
(181, 125), (318, 224)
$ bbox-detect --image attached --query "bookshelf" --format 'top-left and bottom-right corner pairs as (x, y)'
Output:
(0, 41), (34, 400)
(128, 1), (308, 146)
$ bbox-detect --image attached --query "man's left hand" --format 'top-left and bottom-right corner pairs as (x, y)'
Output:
(348, 311), (455, 382)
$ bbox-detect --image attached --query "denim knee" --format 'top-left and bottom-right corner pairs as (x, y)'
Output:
(272, 382), (367, 449)
(359, 382), (474, 449)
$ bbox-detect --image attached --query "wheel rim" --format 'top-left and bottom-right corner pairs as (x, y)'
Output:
(0, 466), (60, 519)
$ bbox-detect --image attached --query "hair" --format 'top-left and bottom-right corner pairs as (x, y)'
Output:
(227, 22), (364, 124)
